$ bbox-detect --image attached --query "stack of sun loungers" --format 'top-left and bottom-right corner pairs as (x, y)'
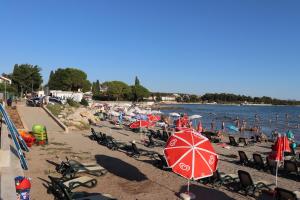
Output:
(47, 157), (116, 200)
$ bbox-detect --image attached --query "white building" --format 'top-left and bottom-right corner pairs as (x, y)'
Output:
(0, 76), (12, 85)
(49, 90), (83, 102)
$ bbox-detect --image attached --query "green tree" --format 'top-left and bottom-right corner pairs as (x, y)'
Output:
(11, 64), (43, 96)
(135, 76), (140, 86)
(48, 68), (91, 92)
(92, 80), (101, 95)
(131, 84), (150, 102)
(103, 81), (131, 101)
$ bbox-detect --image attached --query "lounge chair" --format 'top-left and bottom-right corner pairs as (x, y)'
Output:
(153, 154), (171, 170)
(229, 136), (244, 147)
(127, 143), (156, 159)
(145, 134), (155, 148)
(237, 170), (275, 196)
(162, 131), (169, 142)
(266, 156), (278, 175)
(238, 151), (253, 167)
(275, 187), (300, 200)
(90, 128), (102, 142)
(239, 137), (254, 146)
(199, 170), (238, 188)
(48, 176), (116, 200)
(49, 175), (97, 191)
(253, 154), (267, 170)
(105, 136), (124, 150)
(56, 158), (107, 178)
(283, 160), (300, 180)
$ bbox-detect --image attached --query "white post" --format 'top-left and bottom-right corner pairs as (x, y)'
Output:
(187, 179), (190, 194)
(275, 161), (279, 187)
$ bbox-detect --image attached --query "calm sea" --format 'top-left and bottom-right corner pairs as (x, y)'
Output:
(161, 104), (300, 143)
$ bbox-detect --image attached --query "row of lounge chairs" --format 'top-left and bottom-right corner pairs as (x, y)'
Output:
(90, 128), (169, 166)
(200, 169), (300, 199)
(229, 136), (255, 147)
(47, 157), (116, 200)
(200, 169), (275, 195)
(238, 151), (300, 181)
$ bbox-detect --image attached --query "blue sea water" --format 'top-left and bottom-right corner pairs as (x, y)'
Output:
(161, 104), (300, 143)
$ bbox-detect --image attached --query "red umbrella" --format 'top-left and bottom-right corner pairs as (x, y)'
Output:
(269, 135), (291, 186)
(148, 115), (161, 122)
(176, 119), (182, 128)
(164, 129), (218, 197)
(129, 120), (150, 129)
(197, 121), (203, 133)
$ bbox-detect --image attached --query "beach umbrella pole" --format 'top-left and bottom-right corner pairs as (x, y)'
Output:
(275, 161), (279, 187)
(187, 179), (190, 194)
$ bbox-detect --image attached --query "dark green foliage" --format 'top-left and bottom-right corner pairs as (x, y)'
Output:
(91, 80), (101, 95)
(48, 68), (91, 92)
(67, 98), (80, 107)
(131, 84), (150, 102)
(103, 81), (131, 101)
(135, 76), (140, 86)
(200, 93), (300, 105)
(11, 64), (43, 95)
(80, 98), (89, 106)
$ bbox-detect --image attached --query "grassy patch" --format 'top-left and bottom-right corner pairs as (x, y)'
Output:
(47, 104), (63, 117)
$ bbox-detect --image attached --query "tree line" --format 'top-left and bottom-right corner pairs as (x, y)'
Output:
(1, 64), (300, 105)
(91, 76), (150, 102)
(199, 93), (300, 105)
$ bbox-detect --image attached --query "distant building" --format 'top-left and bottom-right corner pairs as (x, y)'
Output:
(99, 84), (108, 92)
(49, 90), (83, 102)
(146, 93), (178, 102)
(161, 96), (176, 102)
(0, 76), (12, 85)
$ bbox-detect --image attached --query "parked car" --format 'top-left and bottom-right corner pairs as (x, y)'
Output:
(49, 97), (66, 104)
(26, 97), (42, 107)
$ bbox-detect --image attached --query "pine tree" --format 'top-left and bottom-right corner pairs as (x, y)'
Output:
(135, 76), (140, 86)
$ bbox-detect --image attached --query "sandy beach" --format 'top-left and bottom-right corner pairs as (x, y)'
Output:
(23, 119), (299, 200)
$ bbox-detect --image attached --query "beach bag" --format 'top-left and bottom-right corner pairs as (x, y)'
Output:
(32, 124), (48, 144)
(15, 176), (31, 200)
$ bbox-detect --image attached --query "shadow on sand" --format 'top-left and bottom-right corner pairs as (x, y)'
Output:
(177, 184), (235, 200)
(95, 155), (147, 182)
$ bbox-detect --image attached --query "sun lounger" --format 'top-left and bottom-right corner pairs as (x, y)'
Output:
(199, 170), (238, 187)
(253, 154), (268, 171)
(162, 131), (169, 142)
(56, 158), (107, 178)
(48, 176), (116, 200)
(237, 170), (275, 196)
(229, 136), (244, 147)
(266, 156), (278, 175)
(275, 187), (300, 200)
(90, 128), (103, 142)
(238, 151), (253, 167)
(49, 175), (97, 191)
(153, 154), (171, 170)
(127, 143), (156, 158)
(239, 137), (254, 146)
(284, 160), (300, 180)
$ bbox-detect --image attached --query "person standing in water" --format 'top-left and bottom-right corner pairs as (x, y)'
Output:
(211, 119), (215, 131)
(221, 121), (225, 132)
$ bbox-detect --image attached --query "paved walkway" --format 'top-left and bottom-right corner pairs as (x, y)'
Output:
(17, 104), (64, 132)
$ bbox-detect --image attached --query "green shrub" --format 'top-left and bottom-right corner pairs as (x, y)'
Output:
(80, 98), (89, 107)
(47, 104), (63, 117)
(67, 98), (80, 107)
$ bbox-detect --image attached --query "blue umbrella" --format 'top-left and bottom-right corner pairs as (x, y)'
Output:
(227, 125), (239, 132)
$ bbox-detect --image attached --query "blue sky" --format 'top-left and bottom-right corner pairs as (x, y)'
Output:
(0, 0), (299, 100)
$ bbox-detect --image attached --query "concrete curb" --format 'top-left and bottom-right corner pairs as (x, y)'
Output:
(42, 105), (69, 133)
(16, 105), (29, 130)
